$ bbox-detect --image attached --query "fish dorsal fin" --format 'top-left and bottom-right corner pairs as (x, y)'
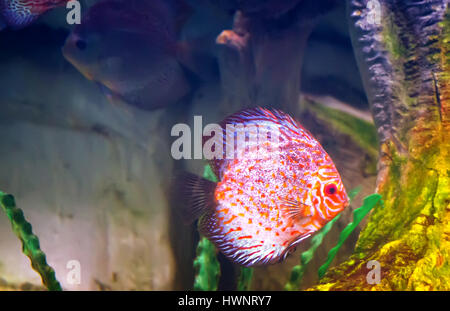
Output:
(178, 172), (217, 224)
(219, 107), (305, 137)
(204, 107), (312, 178)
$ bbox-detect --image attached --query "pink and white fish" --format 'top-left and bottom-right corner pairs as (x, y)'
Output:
(182, 107), (349, 267)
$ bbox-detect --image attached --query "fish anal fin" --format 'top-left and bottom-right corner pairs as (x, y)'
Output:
(200, 223), (282, 267)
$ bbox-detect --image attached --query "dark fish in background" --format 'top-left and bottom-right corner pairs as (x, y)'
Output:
(63, 0), (219, 111)
(0, 0), (69, 30)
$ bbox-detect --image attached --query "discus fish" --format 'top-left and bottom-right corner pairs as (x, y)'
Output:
(182, 107), (349, 267)
(0, 0), (69, 30)
(63, 0), (217, 110)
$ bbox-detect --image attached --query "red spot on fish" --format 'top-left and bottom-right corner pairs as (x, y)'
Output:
(218, 208), (229, 214)
(238, 235), (253, 240)
(223, 215), (237, 225)
(239, 245), (262, 250)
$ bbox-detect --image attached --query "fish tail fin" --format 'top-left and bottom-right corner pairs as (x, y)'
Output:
(175, 172), (217, 224)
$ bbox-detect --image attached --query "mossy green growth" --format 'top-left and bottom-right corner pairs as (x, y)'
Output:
(382, 12), (408, 60)
(284, 187), (361, 290)
(0, 191), (62, 291)
(318, 194), (383, 279)
(193, 165), (221, 291)
(237, 267), (253, 291)
(305, 101), (378, 174)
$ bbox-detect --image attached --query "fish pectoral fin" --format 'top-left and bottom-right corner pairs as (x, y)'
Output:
(280, 233), (312, 262)
(176, 172), (217, 224)
(279, 199), (309, 221)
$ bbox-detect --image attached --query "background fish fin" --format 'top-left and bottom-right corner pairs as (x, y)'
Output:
(177, 172), (217, 224)
(97, 83), (115, 98)
(96, 83), (131, 112)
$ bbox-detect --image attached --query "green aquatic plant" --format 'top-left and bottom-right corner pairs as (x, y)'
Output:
(318, 193), (383, 279)
(285, 214), (342, 291)
(193, 237), (221, 291)
(193, 165), (221, 291)
(203, 164), (218, 183)
(0, 191), (62, 291)
(237, 267), (253, 291)
(284, 187), (361, 290)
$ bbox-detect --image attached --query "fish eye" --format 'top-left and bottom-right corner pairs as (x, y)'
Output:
(324, 183), (337, 195)
(75, 39), (87, 51)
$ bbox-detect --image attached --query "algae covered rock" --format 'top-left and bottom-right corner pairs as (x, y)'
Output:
(309, 0), (450, 291)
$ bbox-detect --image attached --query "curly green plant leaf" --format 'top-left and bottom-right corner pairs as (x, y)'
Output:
(285, 214), (341, 291)
(284, 187), (361, 290)
(0, 191), (62, 291)
(237, 267), (253, 291)
(318, 193), (383, 279)
(193, 237), (221, 291)
(193, 164), (221, 291)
